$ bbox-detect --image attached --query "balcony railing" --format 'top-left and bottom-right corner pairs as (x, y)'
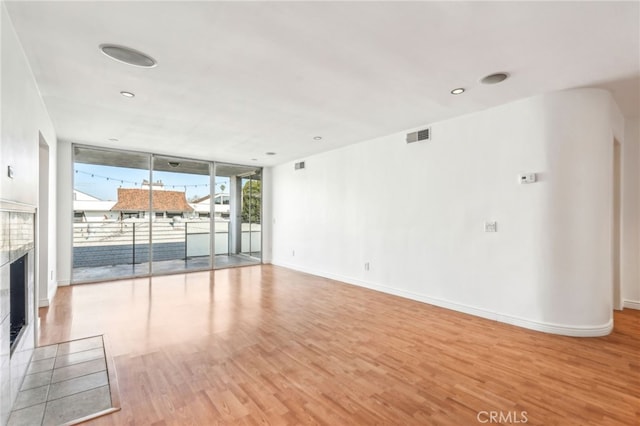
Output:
(73, 219), (260, 268)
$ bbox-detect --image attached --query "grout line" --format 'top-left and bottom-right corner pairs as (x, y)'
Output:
(50, 365), (107, 385)
(46, 382), (110, 404)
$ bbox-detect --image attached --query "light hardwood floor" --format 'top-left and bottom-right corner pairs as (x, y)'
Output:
(38, 265), (640, 425)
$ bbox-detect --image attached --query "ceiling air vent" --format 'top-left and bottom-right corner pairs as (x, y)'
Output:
(294, 161), (305, 170)
(406, 128), (431, 144)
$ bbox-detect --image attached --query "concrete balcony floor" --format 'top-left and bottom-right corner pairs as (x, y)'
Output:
(72, 253), (261, 283)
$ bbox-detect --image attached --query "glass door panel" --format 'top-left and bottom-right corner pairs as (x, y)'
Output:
(72, 146), (151, 282)
(240, 169), (261, 259)
(151, 156), (212, 274)
(214, 163), (261, 269)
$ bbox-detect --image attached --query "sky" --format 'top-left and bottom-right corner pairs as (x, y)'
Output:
(74, 163), (230, 201)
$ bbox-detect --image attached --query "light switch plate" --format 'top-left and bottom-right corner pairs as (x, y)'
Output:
(485, 221), (497, 232)
(7, 166), (14, 179)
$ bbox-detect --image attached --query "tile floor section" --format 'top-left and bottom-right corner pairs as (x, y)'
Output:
(8, 336), (113, 426)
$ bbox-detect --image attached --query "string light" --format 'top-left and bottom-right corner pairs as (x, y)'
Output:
(74, 169), (215, 188)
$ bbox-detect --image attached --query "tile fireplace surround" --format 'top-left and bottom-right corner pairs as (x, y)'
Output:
(0, 201), (36, 426)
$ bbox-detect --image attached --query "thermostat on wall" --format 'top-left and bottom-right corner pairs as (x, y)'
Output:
(519, 173), (536, 184)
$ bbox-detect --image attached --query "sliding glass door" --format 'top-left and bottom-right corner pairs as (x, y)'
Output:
(72, 145), (262, 283)
(240, 169), (262, 259)
(214, 163), (262, 269)
(72, 146), (151, 282)
(151, 156), (212, 274)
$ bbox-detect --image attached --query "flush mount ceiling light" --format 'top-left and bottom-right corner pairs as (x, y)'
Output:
(120, 91), (135, 98)
(108, 138), (119, 142)
(251, 158), (258, 161)
(265, 152), (277, 156)
(481, 72), (509, 85)
(450, 88), (465, 95)
(313, 136), (323, 140)
(168, 162), (180, 168)
(99, 44), (157, 68)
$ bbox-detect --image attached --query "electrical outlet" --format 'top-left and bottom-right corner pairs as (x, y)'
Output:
(364, 262), (370, 271)
(485, 221), (497, 232)
(519, 173), (537, 184)
(292, 250), (295, 257)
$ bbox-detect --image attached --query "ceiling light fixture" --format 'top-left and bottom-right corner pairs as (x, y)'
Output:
(450, 88), (465, 95)
(313, 136), (323, 140)
(99, 44), (157, 68)
(481, 72), (509, 85)
(251, 158), (258, 161)
(168, 162), (180, 168)
(108, 138), (119, 142)
(120, 91), (135, 98)
(265, 152), (277, 156)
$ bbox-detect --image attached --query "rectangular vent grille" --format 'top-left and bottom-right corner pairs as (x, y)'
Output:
(294, 161), (305, 170)
(406, 128), (430, 143)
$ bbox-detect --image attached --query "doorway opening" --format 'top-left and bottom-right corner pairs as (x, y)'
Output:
(613, 139), (622, 310)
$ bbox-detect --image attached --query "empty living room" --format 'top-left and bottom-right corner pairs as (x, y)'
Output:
(1, 1), (639, 425)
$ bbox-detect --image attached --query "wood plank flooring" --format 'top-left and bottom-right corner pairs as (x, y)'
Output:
(38, 265), (640, 425)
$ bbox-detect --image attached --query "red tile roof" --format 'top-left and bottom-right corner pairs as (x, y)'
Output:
(111, 188), (194, 212)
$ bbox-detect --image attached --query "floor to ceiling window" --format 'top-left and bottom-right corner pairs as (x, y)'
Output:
(72, 145), (261, 283)
(214, 163), (262, 269)
(151, 156), (213, 275)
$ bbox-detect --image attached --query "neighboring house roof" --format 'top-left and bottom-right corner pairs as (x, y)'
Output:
(111, 188), (194, 212)
(73, 189), (102, 201)
(191, 194), (210, 204)
(189, 193), (231, 214)
(74, 200), (117, 211)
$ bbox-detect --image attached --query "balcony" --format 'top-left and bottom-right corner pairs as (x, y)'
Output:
(72, 218), (261, 282)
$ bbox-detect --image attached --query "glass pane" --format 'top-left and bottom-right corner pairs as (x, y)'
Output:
(72, 146), (151, 282)
(214, 163), (261, 269)
(241, 169), (261, 258)
(151, 156), (212, 274)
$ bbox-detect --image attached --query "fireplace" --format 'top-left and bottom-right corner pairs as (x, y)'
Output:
(9, 254), (28, 351)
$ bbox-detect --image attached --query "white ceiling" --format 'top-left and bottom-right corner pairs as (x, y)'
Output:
(5, 1), (640, 166)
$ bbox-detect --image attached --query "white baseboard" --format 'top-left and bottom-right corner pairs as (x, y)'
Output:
(271, 260), (613, 337)
(623, 300), (640, 310)
(38, 298), (49, 307)
(57, 279), (70, 287)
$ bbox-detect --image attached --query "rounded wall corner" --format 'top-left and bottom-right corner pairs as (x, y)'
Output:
(500, 315), (613, 337)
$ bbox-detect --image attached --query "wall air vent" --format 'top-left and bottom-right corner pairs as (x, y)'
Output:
(406, 128), (431, 143)
(294, 161), (305, 170)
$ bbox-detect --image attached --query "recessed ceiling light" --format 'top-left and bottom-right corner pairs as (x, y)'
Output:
(450, 88), (465, 95)
(108, 138), (119, 142)
(481, 72), (509, 85)
(313, 136), (323, 140)
(120, 91), (135, 98)
(99, 44), (157, 68)
(265, 152), (277, 156)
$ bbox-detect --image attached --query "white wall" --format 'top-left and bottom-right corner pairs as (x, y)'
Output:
(0, 2), (57, 422)
(261, 167), (273, 263)
(622, 116), (640, 309)
(272, 88), (623, 337)
(56, 139), (72, 285)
